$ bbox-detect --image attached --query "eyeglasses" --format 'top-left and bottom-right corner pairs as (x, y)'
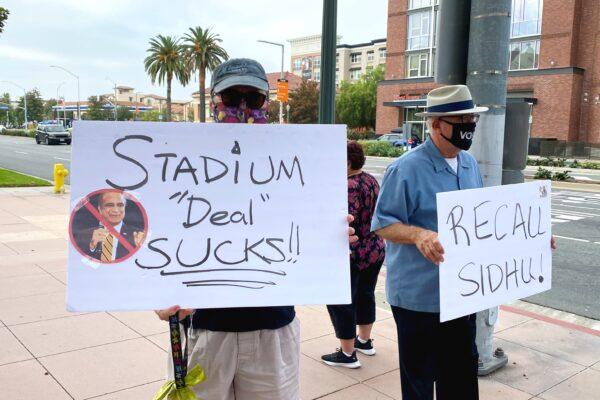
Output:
(440, 114), (480, 124)
(220, 89), (266, 109)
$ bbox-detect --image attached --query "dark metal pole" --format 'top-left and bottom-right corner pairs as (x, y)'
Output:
(318, 0), (337, 124)
(435, 0), (471, 85)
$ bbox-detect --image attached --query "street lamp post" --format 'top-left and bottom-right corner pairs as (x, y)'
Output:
(106, 77), (118, 121)
(56, 81), (66, 123)
(257, 39), (285, 123)
(1, 80), (27, 127)
(318, 0), (337, 124)
(50, 65), (80, 120)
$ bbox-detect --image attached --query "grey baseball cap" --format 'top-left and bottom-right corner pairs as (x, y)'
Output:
(210, 58), (269, 94)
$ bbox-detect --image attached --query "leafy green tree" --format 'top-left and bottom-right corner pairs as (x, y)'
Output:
(336, 65), (385, 129)
(144, 35), (189, 121)
(288, 80), (319, 124)
(116, 106), (133, 121)
(16, 89), (45, 123)
(267, 100), (281, 124)
(44, 99), (58, 120)
(183, 26), (228, 122)
(84, 96), (109, 120)
(0, 7), (9, 35)
(0, 92), (11, 126)
(141, 110), (161, 121)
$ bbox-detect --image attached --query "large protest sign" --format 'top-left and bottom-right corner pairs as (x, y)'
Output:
(67, 121), (350, 311)
(437, 181), (552, 322)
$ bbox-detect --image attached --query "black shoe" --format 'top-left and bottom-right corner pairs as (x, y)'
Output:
(321, 348), (361, 369)
(354, 337), (376, 356)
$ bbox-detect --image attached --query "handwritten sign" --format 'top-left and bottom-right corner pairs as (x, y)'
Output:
(67, 121), (350, 311)
(437, 181), (552, 322)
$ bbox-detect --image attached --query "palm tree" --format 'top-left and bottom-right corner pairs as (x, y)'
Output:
(183, 26), (228, 122)
(144, 35), (188, 121)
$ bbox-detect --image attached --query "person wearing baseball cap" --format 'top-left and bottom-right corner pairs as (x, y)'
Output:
(155, 58), (359, 400)
(210, 58), (270, 123)
(371, 85), (487, 400)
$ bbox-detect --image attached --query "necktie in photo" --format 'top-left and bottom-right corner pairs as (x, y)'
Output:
(101, 234), (114, 262)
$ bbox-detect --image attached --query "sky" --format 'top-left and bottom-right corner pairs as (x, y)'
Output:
(0, 0), (388, 103)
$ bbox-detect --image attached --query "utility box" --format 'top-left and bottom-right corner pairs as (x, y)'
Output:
(502, 102), (532, 184)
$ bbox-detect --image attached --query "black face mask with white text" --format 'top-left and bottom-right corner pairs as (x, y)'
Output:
(439, 120), (476, 151)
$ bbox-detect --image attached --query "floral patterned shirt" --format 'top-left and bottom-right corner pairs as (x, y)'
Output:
(349, 172), (385, 270)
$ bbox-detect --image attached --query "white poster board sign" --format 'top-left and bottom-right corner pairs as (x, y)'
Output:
(437, 181), (552, 322)
(67, 121), (350, 311)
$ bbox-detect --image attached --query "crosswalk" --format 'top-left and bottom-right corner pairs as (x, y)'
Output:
(551, 191), (600, 224)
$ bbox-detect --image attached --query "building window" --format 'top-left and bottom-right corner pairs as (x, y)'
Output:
(408, 10), (431, 50)
(367, 51), (375, 62)
(336, 53), (339, 65)
(314, 70), (321, 82)
(349, 69), (362, 80)
(509, 0), (542, 70)
(314, 56), (321, 68)
(406, 52), (431, 77)
(293, 58), (302, 71)
(335, 70), (339, 84)
(511, 0), (542, 38)
(404, 107), (427, 141)
(379, 47), (387, 60)
(510, 39), (540, 70)
(147, 99), (151, 105)
(129, 97), (133, 102)
(350, 52), (362, 63)
(408, 0), (438, 10)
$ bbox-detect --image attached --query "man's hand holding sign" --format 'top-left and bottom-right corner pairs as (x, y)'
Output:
(437, 181), (554, 322)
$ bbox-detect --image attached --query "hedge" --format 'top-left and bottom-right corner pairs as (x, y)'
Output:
(357, 140), (405, 158)
(527, 157), (600, 170)
(1, 129), (35, 138)
(347, 130), (378, 141)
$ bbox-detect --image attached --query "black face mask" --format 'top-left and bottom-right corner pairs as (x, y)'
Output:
(439, 119), (476, 150)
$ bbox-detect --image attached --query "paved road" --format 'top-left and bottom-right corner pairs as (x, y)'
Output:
(0, 135), (71, 183)
(364, 157), (600, 320)
(0, 136), (598, 319)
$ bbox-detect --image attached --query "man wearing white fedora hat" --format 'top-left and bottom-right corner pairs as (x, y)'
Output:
(371, 85), (487, 400)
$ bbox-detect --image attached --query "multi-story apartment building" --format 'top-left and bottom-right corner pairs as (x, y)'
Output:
(288, 35), (387, 85)
(377, 0), (600, 151)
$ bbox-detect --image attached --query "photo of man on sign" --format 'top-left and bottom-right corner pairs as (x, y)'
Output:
(70, 189), (147, 264)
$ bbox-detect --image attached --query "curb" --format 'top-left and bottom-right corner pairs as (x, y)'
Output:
(501, 305), (600, 337)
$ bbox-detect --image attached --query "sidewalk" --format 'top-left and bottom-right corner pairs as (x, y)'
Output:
(0, 187), (599, 400)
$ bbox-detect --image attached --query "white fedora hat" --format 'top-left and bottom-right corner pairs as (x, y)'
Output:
(415, 85), (489, 117)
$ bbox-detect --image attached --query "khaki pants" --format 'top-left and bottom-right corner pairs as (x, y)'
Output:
(167, 318), (300, 400)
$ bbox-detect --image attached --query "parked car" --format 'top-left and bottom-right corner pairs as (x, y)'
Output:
(377, 133), (407, 147)
(408, 133), (423, 148)
(35, 124), (71, 145)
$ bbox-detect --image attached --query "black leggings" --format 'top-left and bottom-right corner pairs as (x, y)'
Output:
(327, 260), (383, 340)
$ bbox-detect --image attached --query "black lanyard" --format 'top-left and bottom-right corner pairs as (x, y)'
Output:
(169, 314), (188, 389)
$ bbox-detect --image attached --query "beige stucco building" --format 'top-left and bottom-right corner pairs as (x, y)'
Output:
(288, 34), (387, 84)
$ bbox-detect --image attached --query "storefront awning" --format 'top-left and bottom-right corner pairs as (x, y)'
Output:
(383, 99), (426, 107)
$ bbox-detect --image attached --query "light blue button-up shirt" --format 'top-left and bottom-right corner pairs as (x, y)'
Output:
(371, 139), (484, 312)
